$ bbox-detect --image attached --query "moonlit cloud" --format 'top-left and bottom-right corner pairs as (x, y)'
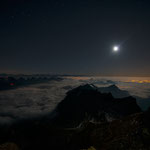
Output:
(0, 77), (150, 124)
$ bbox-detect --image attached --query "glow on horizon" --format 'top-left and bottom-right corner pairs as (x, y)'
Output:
(126, 79), (150, 83)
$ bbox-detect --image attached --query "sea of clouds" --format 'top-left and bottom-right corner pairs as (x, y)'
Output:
(0, 76), (150, 124)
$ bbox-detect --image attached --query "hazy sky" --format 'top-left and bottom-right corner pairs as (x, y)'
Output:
(0, 0), (150, 76)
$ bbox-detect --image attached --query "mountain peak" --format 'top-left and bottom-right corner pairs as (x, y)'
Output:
(54, 84), (141, 127)
(99, 84), (130, 98)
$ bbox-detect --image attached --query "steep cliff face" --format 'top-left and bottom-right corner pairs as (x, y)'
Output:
(54, 84), (141, 127)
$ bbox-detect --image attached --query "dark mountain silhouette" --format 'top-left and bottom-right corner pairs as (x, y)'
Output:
(0, 76), (63, 91)
(54, 84), (141, 127)
(98, 84), (150, 111)
(98, 84), (130, 98)
(136, 96), (150, 111)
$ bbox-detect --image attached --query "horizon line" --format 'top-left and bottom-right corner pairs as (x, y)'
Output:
(0, 73), (150, 78)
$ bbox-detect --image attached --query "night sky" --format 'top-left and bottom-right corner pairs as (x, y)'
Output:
(0, 0), (150, 76)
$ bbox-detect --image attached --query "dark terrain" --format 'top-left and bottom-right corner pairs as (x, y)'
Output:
(0, 76), (63, 91)
(0, 84), (150, 150)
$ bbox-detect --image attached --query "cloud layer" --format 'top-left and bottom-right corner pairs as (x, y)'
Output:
(0, 76), (150, 124)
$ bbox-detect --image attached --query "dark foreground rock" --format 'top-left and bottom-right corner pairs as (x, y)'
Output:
(69, 111), (150, 150)
(0, 142), (19, 150)
(1, 111), (150, 150)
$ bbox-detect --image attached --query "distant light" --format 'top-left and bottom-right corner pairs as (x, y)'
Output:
(10, 83), (14, 86)
(113, 46), (119, 52)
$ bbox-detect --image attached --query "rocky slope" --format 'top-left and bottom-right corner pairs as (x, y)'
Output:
(1, 111), (150, 150)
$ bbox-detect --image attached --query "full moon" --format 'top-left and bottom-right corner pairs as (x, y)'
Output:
(113, 46), (119, 52)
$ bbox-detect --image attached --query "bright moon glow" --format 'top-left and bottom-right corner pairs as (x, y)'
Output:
(113, 46), (119, 52)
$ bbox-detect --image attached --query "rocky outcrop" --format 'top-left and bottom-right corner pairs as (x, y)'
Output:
(0, 143), (19, 150)
(54, 84), (141, 127)
(69, 112), (150, 150)
(98, 84), (130, 98)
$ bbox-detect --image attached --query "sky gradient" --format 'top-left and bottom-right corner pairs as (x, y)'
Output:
(0, 0), (150, 76)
